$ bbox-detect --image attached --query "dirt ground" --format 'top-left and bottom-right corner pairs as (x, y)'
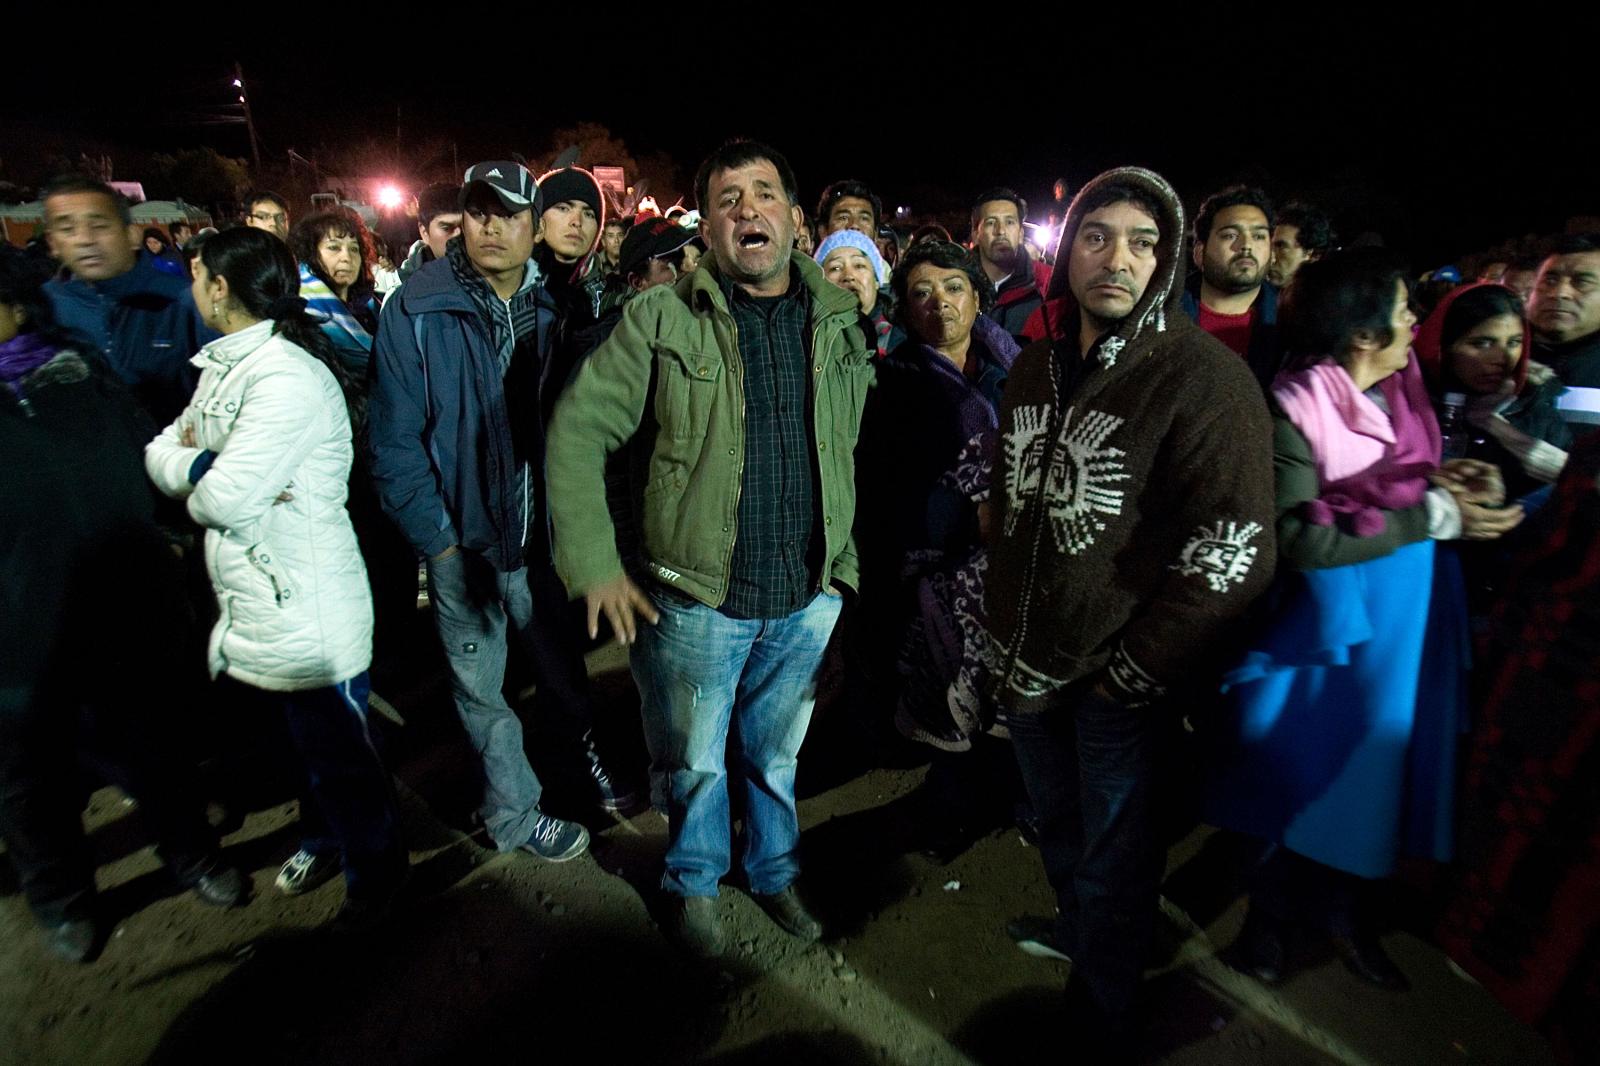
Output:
(0, 641), (1558, 1066)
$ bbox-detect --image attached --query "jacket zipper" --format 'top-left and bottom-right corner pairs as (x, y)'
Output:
(502, 296), (531, 552)
(718, 307), (745, 608)
(1000, 342), (1115, 698)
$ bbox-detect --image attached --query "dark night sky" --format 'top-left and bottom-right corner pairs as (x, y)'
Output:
(3, 21), (1595, 264)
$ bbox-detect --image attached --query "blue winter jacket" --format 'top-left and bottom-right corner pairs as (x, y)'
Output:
(367, 255), (557, 573)
(45, 250), (215, 424)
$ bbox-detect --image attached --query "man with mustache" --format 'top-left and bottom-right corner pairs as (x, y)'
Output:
(990, 168), (1275, 1056)
(1528, 233), (1600, 388)
(972, 187), (1052, 341)
(546, 140), (873, 958)
(1181, 185), (1283, 389)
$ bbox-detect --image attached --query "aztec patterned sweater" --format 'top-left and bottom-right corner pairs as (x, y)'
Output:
(985, 167), (1277, 711)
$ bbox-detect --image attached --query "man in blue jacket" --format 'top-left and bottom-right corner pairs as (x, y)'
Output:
(367, 160), (630, 863)
(42, 175), (213, 425)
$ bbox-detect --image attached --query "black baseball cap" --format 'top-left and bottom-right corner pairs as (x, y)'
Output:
(460, 161), (540, 215)
(617, 217), (697, 278)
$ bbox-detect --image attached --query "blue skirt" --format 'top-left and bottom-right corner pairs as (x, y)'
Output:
(1205, 540), (1468, 878)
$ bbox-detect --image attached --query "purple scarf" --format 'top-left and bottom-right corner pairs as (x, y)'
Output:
(1272, 353), (1441, 536)
(0, 332), (59, 392)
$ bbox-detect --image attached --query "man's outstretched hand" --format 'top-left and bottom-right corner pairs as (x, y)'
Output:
(585, 572), (661, 645)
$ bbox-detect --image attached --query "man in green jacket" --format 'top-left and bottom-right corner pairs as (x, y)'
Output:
(546, 140), (874, 958)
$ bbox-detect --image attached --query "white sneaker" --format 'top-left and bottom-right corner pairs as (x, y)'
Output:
(275, 849), (342, 895)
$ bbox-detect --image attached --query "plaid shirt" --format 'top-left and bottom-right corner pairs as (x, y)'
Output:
(720, 271), (819, 619)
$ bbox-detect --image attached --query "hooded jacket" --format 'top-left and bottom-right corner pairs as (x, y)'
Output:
(366, 247), (557, 571)
(986, 167), (1276, 711)
(1414, 281), (1571, 488)
(45, 250), (215, 425)
(145, 321), (372, 691)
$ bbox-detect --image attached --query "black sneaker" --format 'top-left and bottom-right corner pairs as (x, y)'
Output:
(1006, 915), (1071, 962)
(580, 734), (639, 813)
(519, 813), (589, 862)
(664, 895), (725, 958)
(174, 858), (247, 908)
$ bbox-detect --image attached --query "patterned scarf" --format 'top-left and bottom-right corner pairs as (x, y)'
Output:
(298, 262), (374, 373)
(446, 238), (542, 375)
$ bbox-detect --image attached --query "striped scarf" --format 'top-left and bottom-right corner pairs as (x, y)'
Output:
(298, 263), (374, 374)
(446, 238), (543, 376)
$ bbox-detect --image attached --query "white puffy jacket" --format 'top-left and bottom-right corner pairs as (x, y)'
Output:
(147, 319), (372, 691)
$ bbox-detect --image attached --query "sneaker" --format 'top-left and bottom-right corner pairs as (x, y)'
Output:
(519, 813), (590, 862)
(173, 857), (248, 908)
(43, 918), (99, 964)
(753, 885), (823, 942)
(1006, 915), (1072, 962)
(664, 895), (725, 958)
(587, 750), (639, 813)
(275, 849), (343, 896)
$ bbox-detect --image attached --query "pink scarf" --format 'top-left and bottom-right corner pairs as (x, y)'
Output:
(1272, 353), (1441, 536)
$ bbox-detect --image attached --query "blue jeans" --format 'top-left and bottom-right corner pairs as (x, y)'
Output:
(631, 589), (843, 898)
(1008, 683), (1161, 1034)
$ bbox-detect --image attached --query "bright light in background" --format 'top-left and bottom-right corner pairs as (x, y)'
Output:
(1026, 222), (1055, 253)
(376, 185), (405, 210)
(232, 78), (243, 88)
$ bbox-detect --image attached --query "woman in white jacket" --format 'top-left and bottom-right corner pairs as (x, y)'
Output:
(146, 227), (406, 926)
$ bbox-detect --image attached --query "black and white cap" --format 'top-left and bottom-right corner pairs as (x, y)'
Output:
(460, 161), (541, 215)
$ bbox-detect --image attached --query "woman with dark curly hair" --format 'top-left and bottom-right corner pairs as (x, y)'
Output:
(290, 209), (380, 375)
(859, 240), (1016, 747)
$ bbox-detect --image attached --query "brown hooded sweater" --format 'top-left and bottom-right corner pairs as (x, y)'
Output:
(986, 167), (1276, 711)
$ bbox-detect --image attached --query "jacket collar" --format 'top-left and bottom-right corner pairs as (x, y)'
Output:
(192, 318), (277, 368)
(688, 250), (859, 326)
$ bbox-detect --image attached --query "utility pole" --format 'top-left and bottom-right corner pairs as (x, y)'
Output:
(233, 62), (261, 171)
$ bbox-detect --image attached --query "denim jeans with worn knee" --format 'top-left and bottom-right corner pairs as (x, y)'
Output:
(631, 589), (842, 898)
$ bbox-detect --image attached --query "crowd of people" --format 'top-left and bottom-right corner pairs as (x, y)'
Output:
(2, 139), (1597, 1064)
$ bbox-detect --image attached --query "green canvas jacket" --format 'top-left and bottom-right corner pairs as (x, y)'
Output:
(545, 251), (874, 607)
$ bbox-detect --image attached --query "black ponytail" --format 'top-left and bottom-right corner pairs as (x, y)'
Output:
(197, 227), (366, 434)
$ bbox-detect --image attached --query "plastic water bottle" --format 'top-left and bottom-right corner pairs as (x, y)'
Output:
(1439, 392), (1469, 460)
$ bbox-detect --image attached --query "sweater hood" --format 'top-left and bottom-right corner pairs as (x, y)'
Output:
(1042, 167), (1186, 349)
(1414, 281), (1530, 395)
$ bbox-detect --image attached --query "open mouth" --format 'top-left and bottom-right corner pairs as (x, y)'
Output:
(738, 232), (771, 250)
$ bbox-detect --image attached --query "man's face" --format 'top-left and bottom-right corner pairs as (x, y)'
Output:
(795, 224), (815, 256)
(1529, 250), (1600, 342)
(541, 199), (599, 263)
(631, 257), (678, 293)
(1194, 204), (1270, 295)
(171, 224), (192, 246)
(1066, 201), (1161, 328)
(246, 200), (289, 240)
(462, 188), (537, 277)
(601, 221), (625, 262)
(1502, 267), (1537, 304)
(45, 191), (138, 282)
(825, 195), (876, 237)
(973, 199), (1024, 272)
(421, 212), (462, 261)
(821, 248), (878, 315)
(1267, 224), (1312, 287)
(699, 159), (800, 289)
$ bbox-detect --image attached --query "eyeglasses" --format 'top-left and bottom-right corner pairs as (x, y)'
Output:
(249, 211), (288, 225)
